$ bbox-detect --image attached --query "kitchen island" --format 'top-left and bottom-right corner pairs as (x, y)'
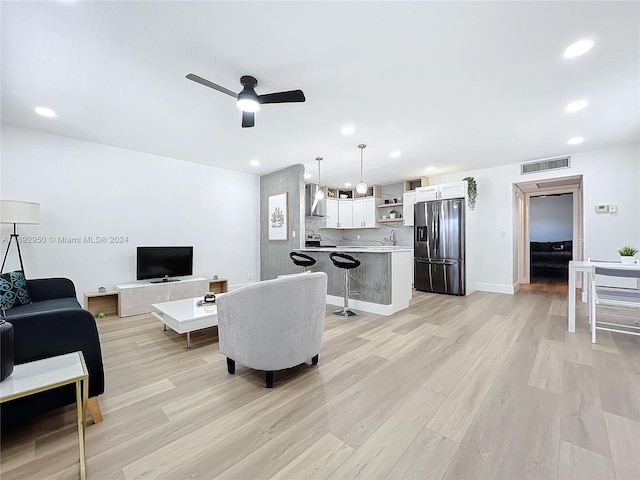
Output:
(293, 246), (413, 315)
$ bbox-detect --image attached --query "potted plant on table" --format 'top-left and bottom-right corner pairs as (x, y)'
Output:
(618, 245), (638, 264)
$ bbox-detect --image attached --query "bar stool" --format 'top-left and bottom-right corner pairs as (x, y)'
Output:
(329, 252), (361, 317)
(289, 252), (316, 272)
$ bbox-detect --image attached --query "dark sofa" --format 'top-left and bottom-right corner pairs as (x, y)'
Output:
(530, 241), (573, 278)
(1, 278), (104, 431)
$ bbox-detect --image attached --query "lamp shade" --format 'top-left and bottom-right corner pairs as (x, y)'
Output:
(0, 200), (40, 224)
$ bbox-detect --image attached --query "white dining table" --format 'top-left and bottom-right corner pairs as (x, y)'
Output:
(568, 260), (640, 332)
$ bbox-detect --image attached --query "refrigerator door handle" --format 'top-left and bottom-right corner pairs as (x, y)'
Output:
(431, 204), (437, 255)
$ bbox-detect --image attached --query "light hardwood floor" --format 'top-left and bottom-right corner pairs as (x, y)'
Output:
(1, 288), (639, 479)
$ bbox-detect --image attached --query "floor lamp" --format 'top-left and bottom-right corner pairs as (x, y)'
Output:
(1, 200), (40, 275)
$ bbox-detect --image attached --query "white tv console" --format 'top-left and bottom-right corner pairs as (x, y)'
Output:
(117, 277), (209, 317)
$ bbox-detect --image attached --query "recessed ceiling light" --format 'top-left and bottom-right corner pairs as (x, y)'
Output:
(304, 173), (311, 179)
(565, 100), (588, 112)
(34, 106), (57, 117)
(344, 182), (352, 187)
(249, 159), (260, 167)
(563, 39), (594, 58)
(567, 136), (584, 145)
(425, 167), (436, 173)
(390, 150), (402, 158)
(341, 124), (355, 135)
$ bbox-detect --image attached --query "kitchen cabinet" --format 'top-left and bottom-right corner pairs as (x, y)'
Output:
(403, 191), (416, 226)
(338, 200), (353, 228)
(352, 198), (377, 228)
(324, 199), (339, 228)
(317, 185), (381, 229)
(415, 185), (438, 202)
(416, 181), (467, 202)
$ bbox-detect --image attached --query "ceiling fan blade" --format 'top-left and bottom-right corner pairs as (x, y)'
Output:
(258, 90), (305, 104)
(242, 111), (255, 128)
(186, 74), (238, 98)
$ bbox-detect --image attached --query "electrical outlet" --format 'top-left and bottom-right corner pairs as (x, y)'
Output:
(356, 235), (360, 240)
(247, 273), (255, 280)
(292, 230), (296, 238)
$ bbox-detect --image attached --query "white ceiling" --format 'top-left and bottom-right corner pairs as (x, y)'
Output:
(1, 1), (638, 188)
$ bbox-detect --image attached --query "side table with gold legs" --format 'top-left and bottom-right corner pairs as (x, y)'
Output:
(0, 351), (89, 479)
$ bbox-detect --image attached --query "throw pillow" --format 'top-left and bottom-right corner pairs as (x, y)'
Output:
(0, 271), (31, 312)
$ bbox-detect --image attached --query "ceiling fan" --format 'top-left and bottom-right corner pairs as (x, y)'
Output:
(186, 73), (305, 128)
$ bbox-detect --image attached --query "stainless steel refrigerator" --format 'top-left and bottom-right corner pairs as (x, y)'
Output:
(414, 198), (465, 295)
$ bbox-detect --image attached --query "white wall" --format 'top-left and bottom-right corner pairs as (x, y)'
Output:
(529, 194), (573, 242)
(429, 143), (640, 293)
(1, 125), (260, 301)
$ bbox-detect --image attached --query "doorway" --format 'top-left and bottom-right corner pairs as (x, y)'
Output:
(515, 175), (584, 293)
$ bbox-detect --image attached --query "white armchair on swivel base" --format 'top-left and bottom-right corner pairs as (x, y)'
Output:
(216, 272), (328, 388)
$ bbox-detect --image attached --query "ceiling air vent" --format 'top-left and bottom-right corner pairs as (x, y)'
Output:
(520, 156), (570, 175)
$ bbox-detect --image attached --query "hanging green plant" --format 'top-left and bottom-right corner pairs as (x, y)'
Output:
(463, 177), (477, 211)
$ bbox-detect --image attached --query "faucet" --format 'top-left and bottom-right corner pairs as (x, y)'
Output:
(389, 229), (396, 246)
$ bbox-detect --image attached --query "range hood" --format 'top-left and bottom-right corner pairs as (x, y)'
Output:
(305, 183), (327, 217)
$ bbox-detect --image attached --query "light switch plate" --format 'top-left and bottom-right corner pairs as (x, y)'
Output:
(608, 204), (617, 213)
(595, 205), (608, 213)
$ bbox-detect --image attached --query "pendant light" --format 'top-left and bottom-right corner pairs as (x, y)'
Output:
(315, 157), (325, 200)
(356, 144), (368, 195)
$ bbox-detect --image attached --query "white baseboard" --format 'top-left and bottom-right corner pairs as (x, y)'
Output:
(475, 283), (515, 295)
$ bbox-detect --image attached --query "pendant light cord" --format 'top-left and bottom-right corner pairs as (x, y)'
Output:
(356, 144), (368, 195)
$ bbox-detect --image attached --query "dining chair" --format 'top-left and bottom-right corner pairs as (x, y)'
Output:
(590, 265), (640, 343)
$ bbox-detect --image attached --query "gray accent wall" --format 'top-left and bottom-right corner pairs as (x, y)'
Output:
(260, 164), (305, 280)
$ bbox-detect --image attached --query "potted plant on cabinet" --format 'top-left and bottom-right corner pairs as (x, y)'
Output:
(618, 245), (638, 264)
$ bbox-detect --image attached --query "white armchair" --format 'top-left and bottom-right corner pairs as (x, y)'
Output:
(216, 272), (328, 387)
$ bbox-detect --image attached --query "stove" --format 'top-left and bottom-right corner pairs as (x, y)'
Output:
(305, 233), (336, 248)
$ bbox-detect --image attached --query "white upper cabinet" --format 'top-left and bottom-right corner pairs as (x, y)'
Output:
(416, 181), (467, 202)
(415, 185), (439, 202)
(324, 199), (339, 228)
(363, 197), (377, 227)
(439, 181), (467, 199)
(352, 197), (377, 228)
(352, 198), (364, 228)
(403, 191), (416, 226)
(317, 186), (380, 229)
(338, 200), (353, 228)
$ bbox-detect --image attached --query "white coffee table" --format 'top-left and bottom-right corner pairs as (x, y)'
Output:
(151, 297), (218, 349)
(0, 351), (88, 479)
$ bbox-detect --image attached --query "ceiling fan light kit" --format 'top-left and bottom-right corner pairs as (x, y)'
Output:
(237, 95), (260, 112)
(186, 73), (305, 128)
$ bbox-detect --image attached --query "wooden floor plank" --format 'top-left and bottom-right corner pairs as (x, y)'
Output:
(528, 338), (565, 394)
(269, 432), (353, 480)
(560, 361), (612, 458)
(603, 411), (640, 480)
(327, 387), (445, 480)
(558, 440), (616, 480)
(383, 427), (458, 480)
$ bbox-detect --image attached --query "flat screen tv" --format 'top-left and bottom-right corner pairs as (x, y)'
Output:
(136, 246), (193, 282)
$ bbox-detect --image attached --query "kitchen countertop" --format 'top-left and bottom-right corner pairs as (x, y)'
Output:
(296, 246), (413, 253)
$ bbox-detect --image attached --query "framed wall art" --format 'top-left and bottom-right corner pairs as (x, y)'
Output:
(268, 192), (288, 240)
